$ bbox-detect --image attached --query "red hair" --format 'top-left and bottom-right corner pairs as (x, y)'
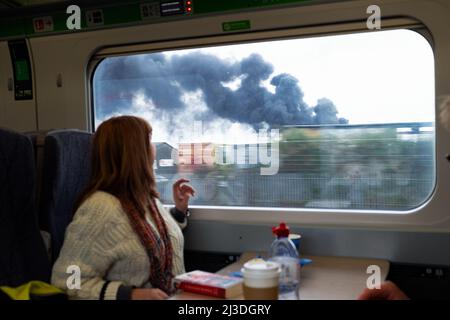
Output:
(75, 115), (174, 294)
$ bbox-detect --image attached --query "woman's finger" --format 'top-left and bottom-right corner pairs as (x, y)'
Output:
(357, 288), (388, 300)
(180, 184), (196, 196)
(158, 290), (169, 300)
(151, 289), (168, 300)
(173, 178), (190, 190)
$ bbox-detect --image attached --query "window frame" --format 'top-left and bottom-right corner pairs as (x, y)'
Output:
(87, 16), (442, 228)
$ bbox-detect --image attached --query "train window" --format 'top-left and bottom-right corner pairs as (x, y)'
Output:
(92, 29), (435, 211)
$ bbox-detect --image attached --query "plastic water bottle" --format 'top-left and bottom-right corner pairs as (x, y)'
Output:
(268, 222), (300, 300)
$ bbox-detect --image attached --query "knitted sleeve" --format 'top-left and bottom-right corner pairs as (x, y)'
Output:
(169, 207), (188, 230)
(155, 199), (188, 230)
(51, 192), (131, 300)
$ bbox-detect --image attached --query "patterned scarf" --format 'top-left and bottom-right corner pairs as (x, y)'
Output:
(122, 198), (174, 294)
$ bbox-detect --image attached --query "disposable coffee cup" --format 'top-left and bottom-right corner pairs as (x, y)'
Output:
(241, 258), (281, 300)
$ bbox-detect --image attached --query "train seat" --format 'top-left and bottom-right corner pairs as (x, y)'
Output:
(27, 131), (51, 233)
(0, 128), (51, 286)
(38, 130), (92, 263)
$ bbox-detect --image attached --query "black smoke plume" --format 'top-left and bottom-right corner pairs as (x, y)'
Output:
(94, 52), (348, 127)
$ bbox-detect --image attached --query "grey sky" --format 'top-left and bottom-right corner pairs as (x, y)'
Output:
(96, 29), (435, 145)
(169, 28), (435, 125)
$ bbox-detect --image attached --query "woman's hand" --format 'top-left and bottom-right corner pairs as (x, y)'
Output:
(172, 178), (195, 213)
(357, 281), (409, 300)
(131, 288), (168, 300)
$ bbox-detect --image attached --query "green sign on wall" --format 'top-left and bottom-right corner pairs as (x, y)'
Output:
(14, 60), (30, 81)
(222, 20), (251, 32)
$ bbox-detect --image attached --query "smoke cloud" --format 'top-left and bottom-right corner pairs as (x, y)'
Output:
(94, 52), (348, 128)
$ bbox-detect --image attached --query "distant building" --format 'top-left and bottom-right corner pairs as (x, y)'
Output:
(178, 143), (215, 166)
(153, 142), (177, 174)
(177, 143), (270, 169)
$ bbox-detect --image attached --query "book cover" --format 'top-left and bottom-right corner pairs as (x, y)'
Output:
(174, 270), (243, 298)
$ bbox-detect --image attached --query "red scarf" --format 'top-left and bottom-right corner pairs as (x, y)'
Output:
(122, 198), (174, 294)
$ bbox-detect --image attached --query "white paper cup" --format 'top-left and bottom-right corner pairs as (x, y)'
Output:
(241, 259), (281, 300)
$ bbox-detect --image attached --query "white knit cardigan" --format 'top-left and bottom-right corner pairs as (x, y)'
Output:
(51, 191), (186, 300)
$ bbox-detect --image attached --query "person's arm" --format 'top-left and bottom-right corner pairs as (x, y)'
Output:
(170, 206), (190, 229)
(171, 178), (195, 230)
(51, 195), (133, 300)
(358, 281), (409, 300)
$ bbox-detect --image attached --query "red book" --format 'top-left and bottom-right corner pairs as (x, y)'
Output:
(174, 270), (243, 299)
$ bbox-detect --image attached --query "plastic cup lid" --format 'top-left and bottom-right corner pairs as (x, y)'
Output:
(289, 234), (301, 240)
(242, 258), (281, 277)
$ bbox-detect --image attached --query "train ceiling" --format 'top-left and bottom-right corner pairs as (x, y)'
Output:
(0, 0), (328, 17)
(3, 0), (66, 6)
(0, 0), (112, 16)
(0, 0), (68, 9)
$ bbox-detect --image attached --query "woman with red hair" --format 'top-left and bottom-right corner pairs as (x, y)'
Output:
(52, 116), (195, 300)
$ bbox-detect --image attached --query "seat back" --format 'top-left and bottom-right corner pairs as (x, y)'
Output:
(39, 130), (93, 262)
(0, 128), (51, 286)
(27, 131), (50, 232)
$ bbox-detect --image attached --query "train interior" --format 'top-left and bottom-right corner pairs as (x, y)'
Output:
(1, 0), (450, 300)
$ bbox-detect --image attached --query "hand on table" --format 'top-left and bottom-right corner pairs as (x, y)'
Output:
(358, 281), (409, 300)
(131, 288), (168, 300)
